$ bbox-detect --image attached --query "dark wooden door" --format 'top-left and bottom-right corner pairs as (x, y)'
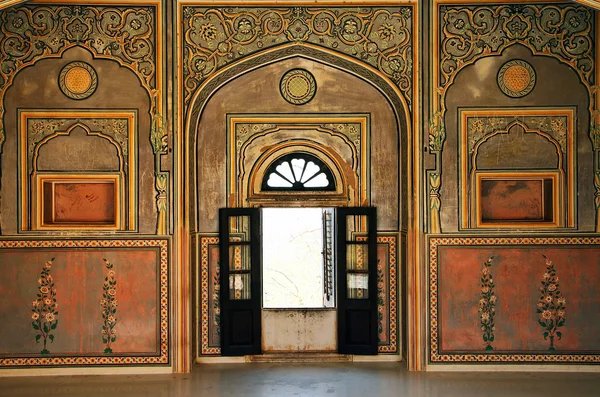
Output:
(336, 207), (378, 355)
(219, 208), (262, 356)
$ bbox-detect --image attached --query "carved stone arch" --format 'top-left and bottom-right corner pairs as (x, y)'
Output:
(187, 42), (410, 231)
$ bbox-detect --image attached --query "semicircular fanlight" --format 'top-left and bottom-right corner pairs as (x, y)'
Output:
(261, 153), (336, 191)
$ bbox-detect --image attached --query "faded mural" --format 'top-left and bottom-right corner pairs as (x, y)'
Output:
(0, 239), (169, 367)
(430, 236), (600, 363)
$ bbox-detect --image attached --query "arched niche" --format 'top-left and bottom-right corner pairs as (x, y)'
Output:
(188, 47), (408, 233)
(1, 46), (155, 234)
(475, 123), (561, 170)
(36, 125), (121, 171)
(442, 44), (590, 231)
(470, 122), (566, 228)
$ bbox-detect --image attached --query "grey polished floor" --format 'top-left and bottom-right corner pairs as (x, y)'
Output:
(1, 363), (600, 397)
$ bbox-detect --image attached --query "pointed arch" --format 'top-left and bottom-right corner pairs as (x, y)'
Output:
(186, 42), (411, 231)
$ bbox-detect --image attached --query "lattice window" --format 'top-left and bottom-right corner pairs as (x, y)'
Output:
(261, 153), (336, 191)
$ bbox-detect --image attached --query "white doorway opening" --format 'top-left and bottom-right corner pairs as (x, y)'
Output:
(262, 207), (335, 309)
(261, 207), (337, 352)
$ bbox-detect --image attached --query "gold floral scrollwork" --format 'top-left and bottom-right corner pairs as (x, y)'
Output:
(437, 3), (595, 153)
(0, 5), (156, 153)
(155, 172), (168, 235)
(441, 5), (593, 90)
(428, 110), (445, 152)
(151, 112), (168, 154)
(429, 172), (441, 233)
(590, 96), (600, 151)
(183, 6), (413, 109)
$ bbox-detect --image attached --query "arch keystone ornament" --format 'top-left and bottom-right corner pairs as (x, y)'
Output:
(280, 69), (316, 105)
(497, 60), (536, 98)
(59, 62), (98, 100)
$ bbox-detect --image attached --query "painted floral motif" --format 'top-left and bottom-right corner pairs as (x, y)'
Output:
(183, 7), (413, 107)
(213, 262), (221, 338)
(31, 258), (59, 355)
(101, 259), (117, 354)
(377, 259), (384, 340)
(537, 256), (566, 353)
(478, 257), (496, 351)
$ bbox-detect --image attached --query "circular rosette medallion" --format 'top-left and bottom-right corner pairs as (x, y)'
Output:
(497, 60), (536, 98)
(280, 69), (317, 105)
(59, 62), (98, 100)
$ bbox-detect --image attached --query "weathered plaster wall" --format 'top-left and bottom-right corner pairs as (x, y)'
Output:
(262, 310), (337, 352)
(194, 57), (400, 232)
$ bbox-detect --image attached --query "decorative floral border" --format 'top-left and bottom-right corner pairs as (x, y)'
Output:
(198, 233), (397, 355)
(0, 238), (169, 367)
(377, 234), (398, 354)
(199, 235), (220, 355)
(428, 235), (600, 363)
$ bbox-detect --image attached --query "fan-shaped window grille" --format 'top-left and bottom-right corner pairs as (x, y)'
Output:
(262, 153), (336, 191)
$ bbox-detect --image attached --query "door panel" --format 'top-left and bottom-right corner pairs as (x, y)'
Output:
(336, 207), (378, 355)
(219, 208), (261, 356)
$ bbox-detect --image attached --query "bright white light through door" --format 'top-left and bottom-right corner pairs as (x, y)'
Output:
(262, 208), (333, 308)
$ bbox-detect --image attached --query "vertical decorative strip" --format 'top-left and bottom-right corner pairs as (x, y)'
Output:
(151, 92), (169, 235)
(595, 171), (600, 231)
(377, 258), (384, 340)
(155, 172), (168, 235)
(213, 261), (221, 340)
(101, 259), (118, 354)
(429, 172), (441, 233)
(478, 257), (496, 351)
(537, 256), (566, 353)
(31, 258), (58, 355)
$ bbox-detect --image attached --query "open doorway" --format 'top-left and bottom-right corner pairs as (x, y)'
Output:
(219, 207), (378, 356)
(262, 208), (334, 309)
(262, 208), (336, 352)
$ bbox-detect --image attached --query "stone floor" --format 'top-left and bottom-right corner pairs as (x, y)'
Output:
(1, 363), (600, 397)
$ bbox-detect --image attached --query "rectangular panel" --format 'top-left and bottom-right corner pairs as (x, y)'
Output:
(346, 310), (371, 344)
(198, 233), (399, 356)
(19, 110), (138, 232)
(228, 216), (250, 241)
(230, 310), (253, 346)
(458, 108), (575, 229)
(0, 238), (169, 367)
(481, 179), (544, 221)
(475, 172), (559, 228)
(48, 181), (116, 223)
(346, 215), (369, 241)
(35, 173), (122, 230)
(429, 235), (600, 364)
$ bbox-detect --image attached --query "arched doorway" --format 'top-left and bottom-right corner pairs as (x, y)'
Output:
(187, 46), (409, 361)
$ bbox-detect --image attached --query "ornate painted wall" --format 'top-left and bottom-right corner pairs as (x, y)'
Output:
(426, 0), (600, 367)
(182, 3), (415, 360)
(0, 0), (599, 374)
(0, 0), (171, 371)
